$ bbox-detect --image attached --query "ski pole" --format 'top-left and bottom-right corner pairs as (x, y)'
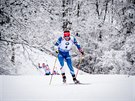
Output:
(75, 55), (83, 78)
(49, 56), (58, 85)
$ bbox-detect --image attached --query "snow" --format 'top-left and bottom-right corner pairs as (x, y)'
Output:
(133, 77), (135, 99)
(0, 46), (134, 101)
(15, 45), (85, 75)
(0, 75), (135, 101)
(1, 1), (135, 101)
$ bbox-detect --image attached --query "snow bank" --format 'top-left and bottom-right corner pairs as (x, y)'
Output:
(15, 45), (86, 75)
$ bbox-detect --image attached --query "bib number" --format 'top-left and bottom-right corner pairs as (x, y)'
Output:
(65, 42), (69, 49)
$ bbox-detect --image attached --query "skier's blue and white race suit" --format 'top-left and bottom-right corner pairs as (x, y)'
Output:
(55, 36), (81, 76)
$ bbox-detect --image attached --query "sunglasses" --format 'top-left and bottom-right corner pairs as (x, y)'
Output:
(64, 36), (70, 38)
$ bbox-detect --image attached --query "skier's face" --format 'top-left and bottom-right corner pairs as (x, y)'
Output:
(64, 36), (70, 41)
(42, 63), (45, 67)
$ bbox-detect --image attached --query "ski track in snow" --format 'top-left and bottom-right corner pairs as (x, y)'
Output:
(0, 75), (135, 101)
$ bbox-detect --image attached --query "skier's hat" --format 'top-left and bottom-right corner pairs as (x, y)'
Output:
(64, 31), (70, 37)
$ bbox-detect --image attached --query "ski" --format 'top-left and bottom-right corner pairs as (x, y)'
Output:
(62, 81), (80, 85)
(65, 82), (91, 85)
(51, 82), (91, 86)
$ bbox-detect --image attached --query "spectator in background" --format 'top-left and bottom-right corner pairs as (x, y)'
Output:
(38, 63), (42, 68)
(42, 63), (51, 75)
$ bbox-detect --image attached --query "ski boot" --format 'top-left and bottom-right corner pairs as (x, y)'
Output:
(72, 75), (80, 84)
(62, 73), (66, 83)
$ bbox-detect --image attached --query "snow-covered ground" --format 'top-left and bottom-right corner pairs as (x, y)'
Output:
(0, 46), (135, 101)
(0, 75), (135, 101)
(15, 45), (86, 75)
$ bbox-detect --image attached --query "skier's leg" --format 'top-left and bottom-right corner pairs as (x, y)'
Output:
(58, 54), (65, 73)
(66, 56), (80, 83)
(66, 56), (75, 75)
(61, 73), (66, 83)
(58, 54), (66, 83)
(72, 74), (80, 84)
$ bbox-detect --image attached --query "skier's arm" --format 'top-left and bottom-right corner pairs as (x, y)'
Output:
(54, 37), (62, 53)
(73, 37), (81, 50)
(73, 37), (84, 55)
(55, 37), (62, 46)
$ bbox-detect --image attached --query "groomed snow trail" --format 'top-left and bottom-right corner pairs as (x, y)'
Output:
(0, 75), (134, 101)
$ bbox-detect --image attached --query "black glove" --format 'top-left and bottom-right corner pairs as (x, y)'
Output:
(80, 51), (84, 55)
(79, 48), (84, 55)
(55, 50), (59, 54)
